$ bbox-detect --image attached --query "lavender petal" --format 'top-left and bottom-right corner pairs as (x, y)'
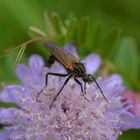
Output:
(0, 85), (24, 104)
(82, 53), (101, 74)
(64, 43), (79, 58)
(0, 128), (12, 140)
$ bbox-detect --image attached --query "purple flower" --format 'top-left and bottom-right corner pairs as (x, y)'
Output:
(0, 44), (140, 140)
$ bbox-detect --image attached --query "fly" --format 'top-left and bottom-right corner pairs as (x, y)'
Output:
(37, 41), (108, 108)
(0, 39), (108, 108)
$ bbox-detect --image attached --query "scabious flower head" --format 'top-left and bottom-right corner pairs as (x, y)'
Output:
(0, 44), (140, 140)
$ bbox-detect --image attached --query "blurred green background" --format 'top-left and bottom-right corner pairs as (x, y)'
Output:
(0, 0), (140, 139)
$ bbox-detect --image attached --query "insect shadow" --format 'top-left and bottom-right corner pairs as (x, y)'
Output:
(36, 41), (108, 108)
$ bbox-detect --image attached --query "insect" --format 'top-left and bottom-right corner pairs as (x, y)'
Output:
(37, 40), (108, 108)
(0, 39), (108, 108)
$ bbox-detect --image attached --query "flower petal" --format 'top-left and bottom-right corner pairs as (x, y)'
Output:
(15, 64), (43, 89)
(0, 85), (24, 104)
(102, 74), (123, 89)
(50, 61), (66, 73)
(9, 128), (26, 140)
(28, 54), (45, 71)
(120, 111), (140, 130)
(0, 128), (12, 140)
(0, 108), (19, 125)
(64, 43), (79, 58)
(82, 53), (101, 74)
(15, 64), (32, 84)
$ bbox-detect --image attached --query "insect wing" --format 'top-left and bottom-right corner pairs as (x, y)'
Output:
(43, 41), (80, 70)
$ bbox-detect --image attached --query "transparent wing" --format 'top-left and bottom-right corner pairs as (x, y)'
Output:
(43, 41), (80, 70)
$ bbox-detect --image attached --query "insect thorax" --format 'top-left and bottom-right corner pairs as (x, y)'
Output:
(71, 63), (86, 77)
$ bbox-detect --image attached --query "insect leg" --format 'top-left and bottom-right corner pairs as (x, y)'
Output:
(84, 81), (86, 94)
(36, 73), (68, 102)
(74, 78), (83, 92)
(92, 76), (109, 102)
(74, 78), (89, 101)
(50, 75), (72, 108)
